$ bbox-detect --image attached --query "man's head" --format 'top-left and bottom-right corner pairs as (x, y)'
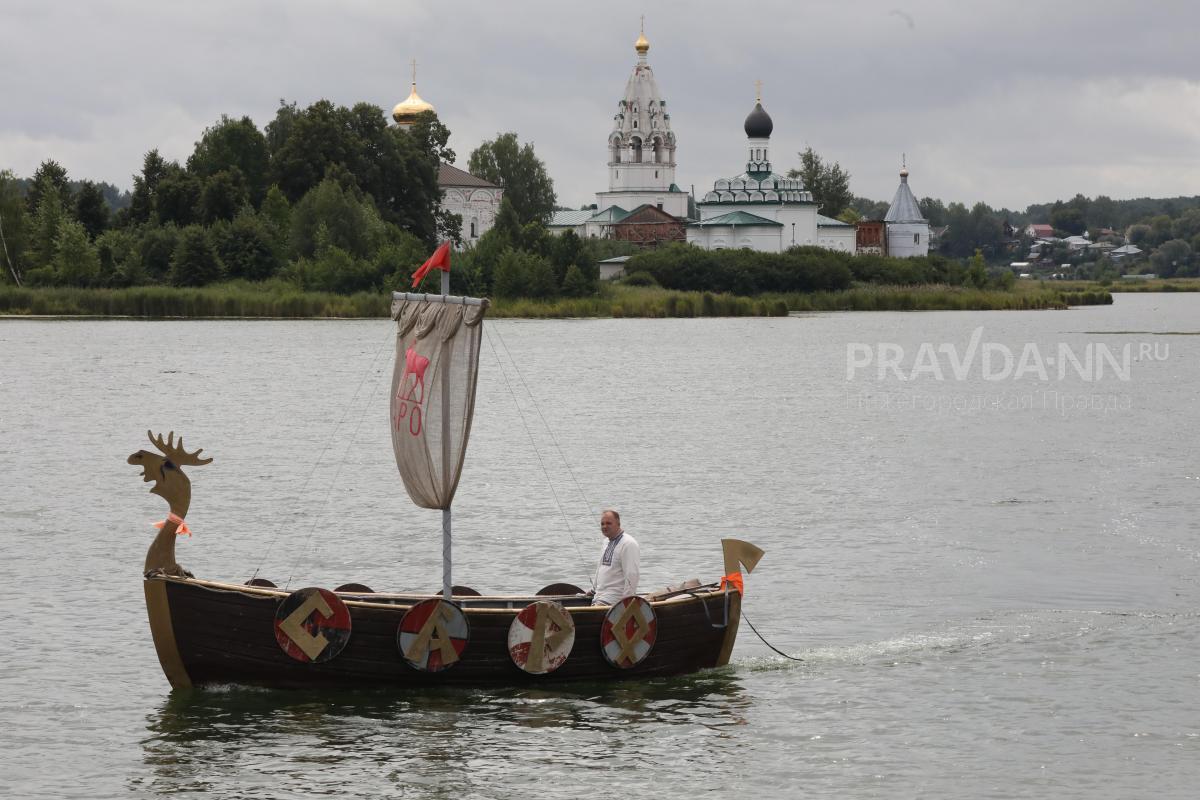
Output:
(600, 509), (622, 540)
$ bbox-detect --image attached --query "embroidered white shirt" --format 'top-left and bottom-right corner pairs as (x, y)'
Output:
(593, 532), (640, 606)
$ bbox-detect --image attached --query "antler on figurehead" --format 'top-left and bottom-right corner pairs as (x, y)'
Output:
(130, 430), (213, 576)
(147, 430), (213, 467)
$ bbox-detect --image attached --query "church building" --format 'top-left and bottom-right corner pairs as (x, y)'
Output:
(545, 27), (937, 259)
(594, 25), (688, 219)
(883, 161), (930, 257)
(687, 93), (855, 253)
(390, 66), (502, 247)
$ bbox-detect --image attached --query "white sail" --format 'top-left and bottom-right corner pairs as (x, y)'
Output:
(390, 294), (488, 510)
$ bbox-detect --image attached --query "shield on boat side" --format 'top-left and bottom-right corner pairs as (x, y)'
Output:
(508, 600), (576, 675)
(273, 587), (352, 663)
(397, 598), (470, 672)
(600, 596), (657, 669)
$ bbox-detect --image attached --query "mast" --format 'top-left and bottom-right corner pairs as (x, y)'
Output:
(391, 250), (485, 603)
(441, 269), (452, 600)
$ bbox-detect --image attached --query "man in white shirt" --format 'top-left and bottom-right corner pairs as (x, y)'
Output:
(592, 509), (640, 606)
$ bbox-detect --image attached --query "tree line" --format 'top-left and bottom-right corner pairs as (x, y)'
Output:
(784, 148), (1200, 276)
(0, 101), (584, 296)
(623, 244), (1013, 295)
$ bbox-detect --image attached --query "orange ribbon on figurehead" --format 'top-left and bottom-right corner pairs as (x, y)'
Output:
(720, 572), (744, 595)
(153, 512), (192, 537)
(411, 241), (452, 288)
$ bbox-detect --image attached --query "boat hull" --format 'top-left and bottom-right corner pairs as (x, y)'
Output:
(148, 576), (741, 689)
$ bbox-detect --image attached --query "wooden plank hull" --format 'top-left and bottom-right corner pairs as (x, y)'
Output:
(150, 576), (740, 689)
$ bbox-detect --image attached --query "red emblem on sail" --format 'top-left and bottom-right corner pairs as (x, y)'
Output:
(394, 347), (430, 436)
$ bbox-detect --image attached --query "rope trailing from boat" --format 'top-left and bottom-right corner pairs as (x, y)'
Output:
(741, 610), (805, 662)
(483, 322), (595, 588)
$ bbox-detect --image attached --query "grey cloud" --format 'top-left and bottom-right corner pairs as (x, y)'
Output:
(4, 0), (1200, 210)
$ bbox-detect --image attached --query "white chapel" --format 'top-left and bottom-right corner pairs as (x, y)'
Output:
(687, 92), (855, 253)
(883, 161), (930, 257)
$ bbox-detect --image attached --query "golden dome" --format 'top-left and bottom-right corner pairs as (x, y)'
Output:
(392, 83), (435, 125)
(635, 22), (649, 55)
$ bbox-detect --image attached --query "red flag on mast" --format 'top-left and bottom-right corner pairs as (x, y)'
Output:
(411, 241), (451, 288)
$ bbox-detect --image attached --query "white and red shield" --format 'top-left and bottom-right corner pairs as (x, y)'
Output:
(600, 596), (657, 669)
(397, 598), (470, 672)
(508, 600), (575, 675)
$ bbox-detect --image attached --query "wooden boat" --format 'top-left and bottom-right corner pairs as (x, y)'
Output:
(130, 271), (763, 690)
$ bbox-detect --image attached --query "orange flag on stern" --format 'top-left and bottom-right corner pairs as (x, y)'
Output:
(411, 241), (452, 287)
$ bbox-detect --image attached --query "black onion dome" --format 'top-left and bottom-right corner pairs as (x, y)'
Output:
(743, 102), (773, 138)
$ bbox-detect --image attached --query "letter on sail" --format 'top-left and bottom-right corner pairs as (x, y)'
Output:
(390, 295), (488, 509)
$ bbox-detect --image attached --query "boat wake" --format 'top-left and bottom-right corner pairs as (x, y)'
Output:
(734, 607), (1200, 673)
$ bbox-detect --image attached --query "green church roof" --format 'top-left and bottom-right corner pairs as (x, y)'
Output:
(693, 210), (782, 227)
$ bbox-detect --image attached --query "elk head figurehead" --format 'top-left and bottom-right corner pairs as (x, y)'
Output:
(128, 431), (212, 514)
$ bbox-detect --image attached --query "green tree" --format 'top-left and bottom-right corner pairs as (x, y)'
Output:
(404, 111), (463, 243)
(74, 181), (110, 240)
(1147, 214), (1173, 248)
(966, 250), (988, 288)
(0, 170), (31, 284)
(138, 223), (181, 282)
(550, 229), (584, 285)
(156, 167), (202, 226)
(919, 197), (947, 227)
(1050, 201), (1086, 235)
(259, 184), (291, 252)
(468, 132), (556, 225)
(264, 100), (299, 154)
(170, 225), (222, 286)
(490, 196), (521, 247)
(525, 252), (557, 298)
(1151, 239), (1190, 277)
(95, 227), (142, 286)
(26, 160), (72, 215)
(518, 220), (551, 258)
(129, 150), (170, 225)
(787, 147), (852, 217)
(54, 219), (101, 286)
(493, 248), (530, 298)
(199, 169), (249, 224)
(561, 263), (593, 297)
(213, 211), (281, 280)
(30, 192), (67, 271)
(1127, 224), (1151, 248)
(407, 110), (456, 165)
(289, 177), (383, 259)
(1088, 195), (1117, 230)
(267, 100), (439, 243)
(1171, 208), (1200, 241)
(187, 115), (271, 204)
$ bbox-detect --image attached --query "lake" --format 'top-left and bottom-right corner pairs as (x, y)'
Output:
(1, 293), (1197, 798)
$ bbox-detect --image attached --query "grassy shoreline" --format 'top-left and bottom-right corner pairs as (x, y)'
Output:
(1033, 277), (1200, 293)
(0, 282), (1113, 319)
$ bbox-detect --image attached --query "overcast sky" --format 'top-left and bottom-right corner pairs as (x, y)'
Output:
(4, 0), (1200, 211)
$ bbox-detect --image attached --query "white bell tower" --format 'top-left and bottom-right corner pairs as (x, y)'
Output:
(595, 21), (688, 218)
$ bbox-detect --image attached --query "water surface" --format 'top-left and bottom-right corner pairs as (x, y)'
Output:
(1, 294), (1197, 798)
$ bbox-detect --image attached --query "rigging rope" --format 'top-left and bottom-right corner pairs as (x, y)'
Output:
(742, 610), (805, 662)
(484, 322), (595, 588)
(251, 327), (393, 587)
(487, 323), (600, 519)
